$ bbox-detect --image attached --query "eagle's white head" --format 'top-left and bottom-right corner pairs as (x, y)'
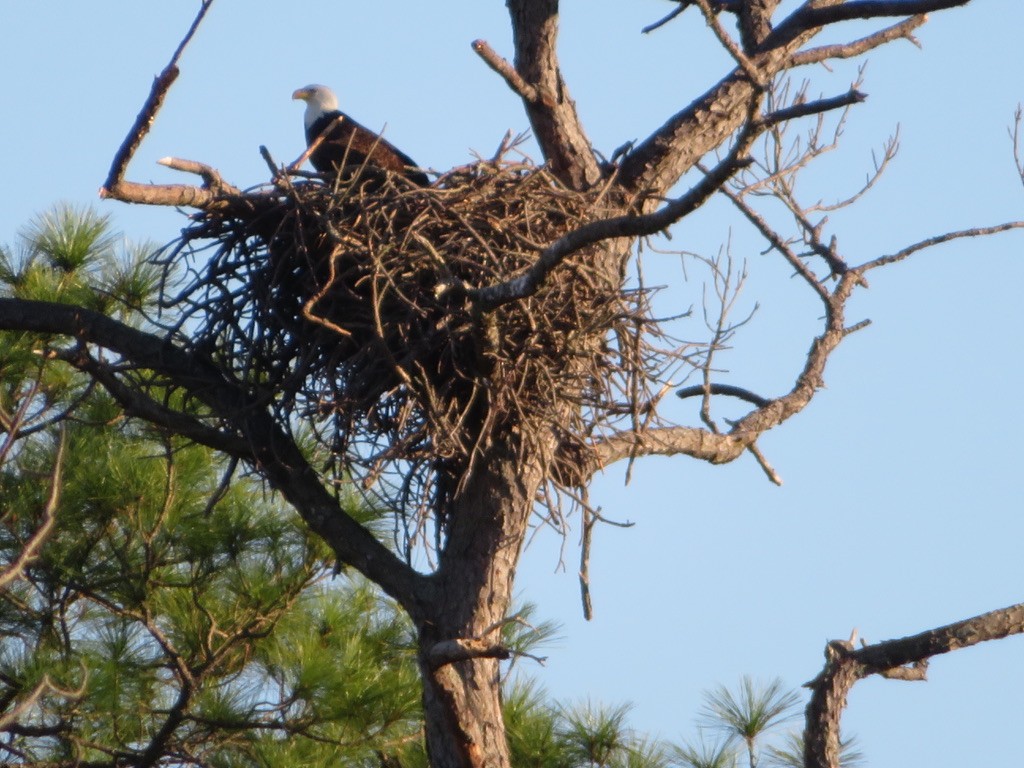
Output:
(292, 84), (339, 130)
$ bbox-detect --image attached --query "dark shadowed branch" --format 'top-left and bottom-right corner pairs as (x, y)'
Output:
(677, 383), (771, 408)
(0, 298), (425, 614)
(765, 0), (971, 50)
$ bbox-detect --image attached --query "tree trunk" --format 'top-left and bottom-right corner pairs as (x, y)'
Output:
(416, 441), (546, 767)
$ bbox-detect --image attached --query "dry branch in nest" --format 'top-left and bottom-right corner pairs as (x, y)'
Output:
(158, 158), (651, 525)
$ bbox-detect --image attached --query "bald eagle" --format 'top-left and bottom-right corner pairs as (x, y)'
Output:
(292, 84), (429, 186)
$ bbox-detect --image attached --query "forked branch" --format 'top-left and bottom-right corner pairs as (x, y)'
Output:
(101, 0), (216, 202)
(804, 601), (1024, 768)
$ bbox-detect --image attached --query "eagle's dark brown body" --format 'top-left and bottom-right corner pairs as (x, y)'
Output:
(304, 110), (430, 186)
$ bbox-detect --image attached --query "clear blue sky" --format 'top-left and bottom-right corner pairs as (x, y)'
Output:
(3, 2), (1023, 765)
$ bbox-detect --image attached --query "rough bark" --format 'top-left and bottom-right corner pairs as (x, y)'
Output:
(804, 603), (1024, 768)
(417, 444), (546, 768)
(506, 0), (601, 190)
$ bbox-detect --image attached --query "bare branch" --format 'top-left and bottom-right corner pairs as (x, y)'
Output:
(472, 39), (540, 104)
(156, 156), (238, 191)
(692, 0), (766, 85)
(427, 638), (512, 669)
(677, 383), (771, 408)
(594, 424), (747, 467)
(738, 0), (782, 52)
(619, 0), (970, 198)
(101, 0), (215, 195)
(99, 178), (245, 210)
(762, 89), (867, 127)
(717, 183), (831, 300)
(746, 441), (783, 485)
(642, 2), (690, 34)
(1011, 106), (1024, 188)
(0, 673), (86, 731)
(790, 15), (927, 66)
(766, 0), (970, 50)
(864, 222), (1024, 270)
(804, 601), (1024, 768)
(505, 0), (601, 188)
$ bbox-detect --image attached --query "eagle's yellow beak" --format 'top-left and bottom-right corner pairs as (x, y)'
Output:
(292, 88), (310, 101)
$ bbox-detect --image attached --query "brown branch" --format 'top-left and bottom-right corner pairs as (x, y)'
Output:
(0, 379), (41, 466)
(765, 0), (970, 50)
(102, 179), (253, 210)
(594, 263), (864, 467)
(692, 0), (765, 85)
(594, 424), (747, 467)
(100, 0), (215, 195)
(738, 0), (782, 52)
(0, 673), (87, 731)
(287, 114), (343, 173)
(596, 209), (1021, 471)
(618, 0), (970, 199)
(745, 441), (782, 485)
(790, 15), (926, 67)
(0, 298), (426, 616)
(717, 183), (831, 299)
(863, 222), (1024, 271)
(505, 0), (601, 189)
(54, 346), (252, 458)
(579, 498), (595, 620)
(426, 638), (512, 669)
(0, 428), (64, 590)
(804, 601), (1024, 768)
(156, 156), (238, 191)
(472, 39), (540, 103)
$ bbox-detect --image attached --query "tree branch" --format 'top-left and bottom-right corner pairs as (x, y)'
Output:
(0, 298), (427, 616)
(863, 221), (1024, 271)
(472, 39), (539, 104)
(692, 0), (766, 85)
(676, 383), (771, 408)
(426, 638), (512, 669)
(505, 0), (601, 189)
(804, 602), (1024, 768)
(54, 346), (252, 457)
(101, 0), (215, 195)
(789, 15), (927, 67)
(762, 89), (867, 127)
(0, 428), (63, 590)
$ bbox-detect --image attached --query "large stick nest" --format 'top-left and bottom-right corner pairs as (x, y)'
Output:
(160, 158), (651, 524)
